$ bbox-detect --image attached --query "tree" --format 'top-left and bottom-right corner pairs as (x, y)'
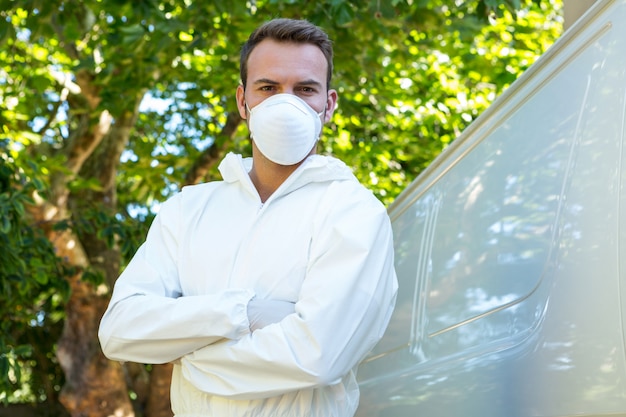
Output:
(0, 0), (562, 415)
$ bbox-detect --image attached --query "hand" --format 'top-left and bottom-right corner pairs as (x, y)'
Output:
(247, 298), (295, 331)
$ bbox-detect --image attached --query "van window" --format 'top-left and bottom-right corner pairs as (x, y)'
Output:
(407, 47), (605, 360)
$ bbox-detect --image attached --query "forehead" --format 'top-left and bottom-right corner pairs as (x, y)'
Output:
(246, 39), (328, 85)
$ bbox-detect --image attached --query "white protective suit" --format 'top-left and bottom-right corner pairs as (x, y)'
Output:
(98, 152), (398, 417)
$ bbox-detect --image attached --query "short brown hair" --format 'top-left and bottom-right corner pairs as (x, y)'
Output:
(240, 18), (333, 90)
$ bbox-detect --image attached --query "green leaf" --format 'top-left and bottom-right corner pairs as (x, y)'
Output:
(332, 3), (355, 25)
(119, 24), (146, 44)
(0, 216), (10, 234)
(13, 344), (32, 357)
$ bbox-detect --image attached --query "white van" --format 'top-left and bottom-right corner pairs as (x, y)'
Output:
(356, 0), (626, 416)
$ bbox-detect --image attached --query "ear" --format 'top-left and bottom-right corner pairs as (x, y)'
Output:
(236, 85), (247, 120)
(324, 89), (338, 123)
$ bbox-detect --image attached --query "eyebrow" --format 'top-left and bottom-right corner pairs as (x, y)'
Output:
(252, 78), (280, 86)
(252, 78), (323, 88)
(297, 79), (324, 89)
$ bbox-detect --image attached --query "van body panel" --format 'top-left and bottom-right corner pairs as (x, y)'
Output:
(357, 1), (626, 415)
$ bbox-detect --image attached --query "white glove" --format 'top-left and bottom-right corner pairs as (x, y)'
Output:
(247, 298), (295, 331)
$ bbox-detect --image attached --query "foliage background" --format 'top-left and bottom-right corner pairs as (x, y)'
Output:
(0, 0), (562, 415)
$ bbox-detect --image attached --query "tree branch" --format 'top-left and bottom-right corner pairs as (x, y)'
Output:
(62, 70), (108, 177)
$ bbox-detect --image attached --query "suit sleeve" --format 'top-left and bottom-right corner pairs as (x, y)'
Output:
(179, 184), (398, 399)
(98, 193), (254, 364)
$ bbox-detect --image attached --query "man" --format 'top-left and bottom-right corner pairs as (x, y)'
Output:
(99, 18), (397, 417)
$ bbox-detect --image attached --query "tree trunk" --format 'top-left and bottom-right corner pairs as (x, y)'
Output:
(31, 70), (140, 415)
(61, 95), (174, 417)
(146, 364), (174, 417)
(57, 271), (133, 417)
(0, 402), (71, 417)
(28, 196), (134, 417)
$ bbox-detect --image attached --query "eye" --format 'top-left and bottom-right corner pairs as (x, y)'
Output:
(296, 86), (318, 95)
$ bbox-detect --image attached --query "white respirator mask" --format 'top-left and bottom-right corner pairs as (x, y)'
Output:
(246, 94), (325, 166)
